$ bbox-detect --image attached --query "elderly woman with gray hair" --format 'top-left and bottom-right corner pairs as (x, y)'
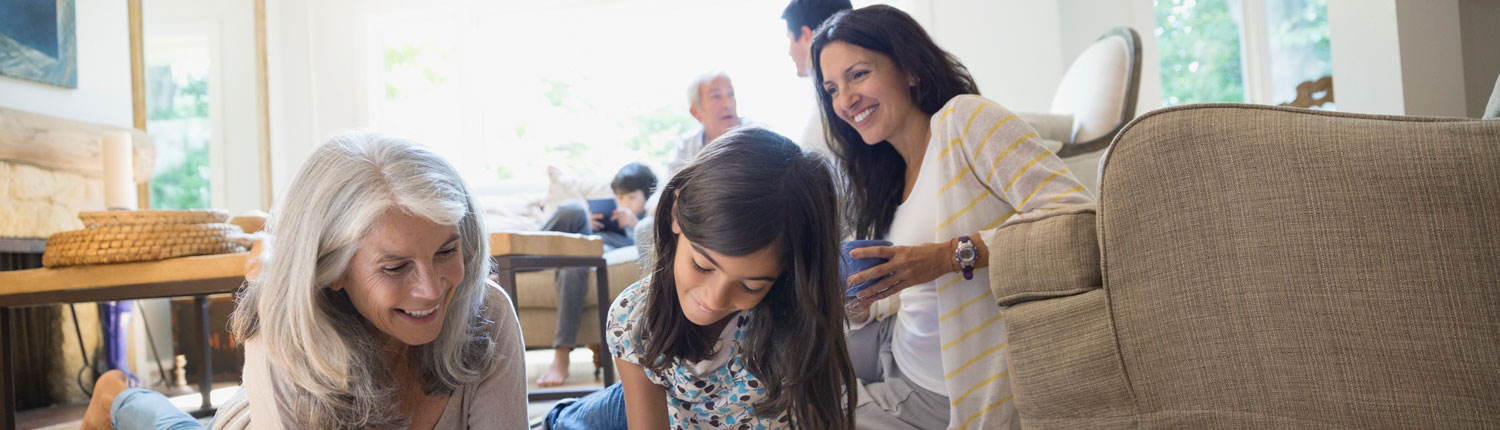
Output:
(80, 131), (528, 429)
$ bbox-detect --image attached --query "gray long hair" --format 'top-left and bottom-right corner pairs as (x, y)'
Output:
(229, 131), (496, 429)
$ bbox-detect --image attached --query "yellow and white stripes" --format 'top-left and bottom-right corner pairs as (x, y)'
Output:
(926, 94), (1094, 430)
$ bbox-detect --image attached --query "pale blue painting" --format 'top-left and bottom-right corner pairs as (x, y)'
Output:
(0, 0), (77, 88)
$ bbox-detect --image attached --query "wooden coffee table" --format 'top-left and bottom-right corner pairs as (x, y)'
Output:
(0, 252), (248, 429)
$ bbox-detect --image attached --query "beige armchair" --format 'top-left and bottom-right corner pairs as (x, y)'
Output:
(989, 104), (1500, 428)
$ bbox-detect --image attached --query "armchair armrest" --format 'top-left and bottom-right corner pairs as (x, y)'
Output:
(489, 231), (603, 257)
(987, 204), (1101, 307)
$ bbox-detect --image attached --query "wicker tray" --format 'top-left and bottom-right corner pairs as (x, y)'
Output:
(77, 209), (230, 228)
(43, 211), (248, 268)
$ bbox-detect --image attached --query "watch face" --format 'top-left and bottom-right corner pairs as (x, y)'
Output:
(959, 248), (976, 260)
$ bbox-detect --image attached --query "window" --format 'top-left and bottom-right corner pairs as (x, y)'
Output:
(145, 37), (212, 210)
(1154, 0), (1332, 107)
(367, 1), (916, 190)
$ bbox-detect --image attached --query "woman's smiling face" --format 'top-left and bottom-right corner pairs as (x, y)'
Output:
(670, 218), (783, 327)
(335, 208), (464, 346)
(820, 40), (920, 146)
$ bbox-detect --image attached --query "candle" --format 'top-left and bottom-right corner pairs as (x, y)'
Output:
(102, 131), (137, 210)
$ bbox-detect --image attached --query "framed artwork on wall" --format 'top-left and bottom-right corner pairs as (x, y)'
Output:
(0, 0), (78, 88)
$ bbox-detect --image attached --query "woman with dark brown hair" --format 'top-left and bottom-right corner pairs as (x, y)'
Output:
(812, 5), (1095, 429)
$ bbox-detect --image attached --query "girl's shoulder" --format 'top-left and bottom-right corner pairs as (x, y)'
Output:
(606, 279), (653, 365)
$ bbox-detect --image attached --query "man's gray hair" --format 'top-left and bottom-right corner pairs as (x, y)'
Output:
(230, 130), (497, 428)
(688, 71), (732, 109)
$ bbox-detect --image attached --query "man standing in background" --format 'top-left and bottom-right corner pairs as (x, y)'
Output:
(781, 0), (852, 159)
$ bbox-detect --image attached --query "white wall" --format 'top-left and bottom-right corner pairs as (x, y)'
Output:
(0, 0), (132, 127)
(265, 0), (370, 201)
(1329, 0), (1480, 117)
(923, 0), (1064, 113)
(1393, 0), (1467, 117)
(1458, 0), (1500, 118)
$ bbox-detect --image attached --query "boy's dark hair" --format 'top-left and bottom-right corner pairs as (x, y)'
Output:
(811, 5), (979, 240)
(781, 0), (852, 39)
(643, 127), (856, 429)
(610, 162), (657, 196)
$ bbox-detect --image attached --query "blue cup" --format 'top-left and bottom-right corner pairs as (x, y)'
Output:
(840, 239), (893, 298)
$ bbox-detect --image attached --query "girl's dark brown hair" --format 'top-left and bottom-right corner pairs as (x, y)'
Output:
(641, 127), (856, 429)
(811, 5), (980, 239)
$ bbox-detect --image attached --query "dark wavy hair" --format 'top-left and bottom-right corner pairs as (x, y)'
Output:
(810, 5), (980, 239)
(640, 127), (856, 429)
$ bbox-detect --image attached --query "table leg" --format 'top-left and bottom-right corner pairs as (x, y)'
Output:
(2, 307), (14, 430)
(196, 296), (212, 410)
(593, 264), (614, 387)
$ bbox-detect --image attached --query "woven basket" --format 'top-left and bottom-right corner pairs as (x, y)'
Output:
(43, 210), (247, 268)
(77, 209), (230, 228)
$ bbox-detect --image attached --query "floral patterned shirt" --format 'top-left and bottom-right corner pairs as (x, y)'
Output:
(607, 281), (789, 429)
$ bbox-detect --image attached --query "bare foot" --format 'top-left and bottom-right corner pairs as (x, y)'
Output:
(80, 370), (131, 430)
(536, 347), (572, 388)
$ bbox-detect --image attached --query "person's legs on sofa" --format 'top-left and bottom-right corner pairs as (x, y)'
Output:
(541, 266), (588, 387)
(540, 201), (592, 387)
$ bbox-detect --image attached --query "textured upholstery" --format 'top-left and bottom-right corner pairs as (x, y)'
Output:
(994, 104), (1500, 428)
(988, 204), (1099, 307)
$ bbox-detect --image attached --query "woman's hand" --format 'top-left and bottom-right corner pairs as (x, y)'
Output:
(847, 241), (958, 306)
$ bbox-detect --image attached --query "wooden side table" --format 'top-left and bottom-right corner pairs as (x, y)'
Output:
(0, 252), (247, 429)
(489, 232), (615, 402)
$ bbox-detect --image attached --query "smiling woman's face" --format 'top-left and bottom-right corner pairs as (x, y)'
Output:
(335, 208), (464, 346)
(819, 41), (921, 145)
(670, 218), (782, 327)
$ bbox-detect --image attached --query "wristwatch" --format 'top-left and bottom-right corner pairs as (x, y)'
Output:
(955, 236), (977, 280)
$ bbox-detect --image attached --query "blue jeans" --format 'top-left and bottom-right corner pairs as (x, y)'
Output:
(545, 383), (627, 430)
(111, 388), (205, 429)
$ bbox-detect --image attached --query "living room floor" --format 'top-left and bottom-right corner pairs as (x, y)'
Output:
(17, 347), (603, 429)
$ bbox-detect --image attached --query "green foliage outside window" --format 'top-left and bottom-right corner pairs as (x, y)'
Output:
(1154, 0), (1245, 105)
(145, 65), (211, 210)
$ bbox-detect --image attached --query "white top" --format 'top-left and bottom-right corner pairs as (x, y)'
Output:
(855, 95), (1095, 429)
(884, 134), (946, 395)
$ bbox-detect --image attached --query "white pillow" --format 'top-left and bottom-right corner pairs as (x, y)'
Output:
(543, 166), (614, 215)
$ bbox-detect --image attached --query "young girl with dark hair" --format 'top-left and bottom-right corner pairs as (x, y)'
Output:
(607, 126), (857, 429)
(811, 5), (1095, 429)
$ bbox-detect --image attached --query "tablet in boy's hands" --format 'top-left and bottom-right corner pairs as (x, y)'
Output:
(587, 198), (623, 234)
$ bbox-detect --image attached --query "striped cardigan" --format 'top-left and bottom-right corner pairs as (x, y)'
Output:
(865, 94), (1095, 429)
